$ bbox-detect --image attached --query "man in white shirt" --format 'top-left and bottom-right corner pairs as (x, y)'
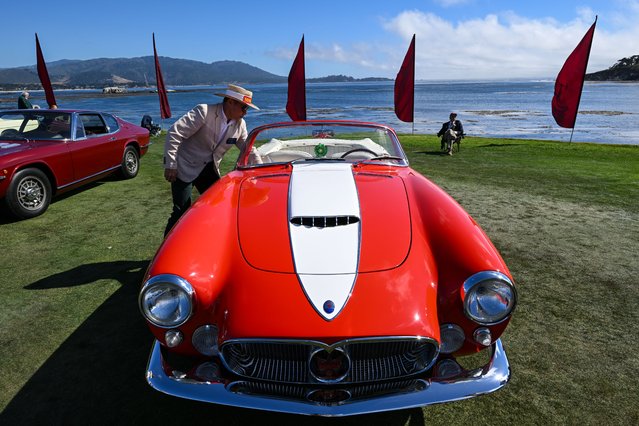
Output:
(163, 84), (259, 236)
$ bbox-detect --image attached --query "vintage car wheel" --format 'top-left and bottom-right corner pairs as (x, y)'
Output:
(5, 168), (52, 219)
(120, 146), (139, 179)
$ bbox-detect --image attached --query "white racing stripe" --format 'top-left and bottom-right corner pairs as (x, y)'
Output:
(289, 162), (360, 320)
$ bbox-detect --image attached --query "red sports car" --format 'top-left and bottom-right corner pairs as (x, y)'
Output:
(139, 121), (517, 416)
(0, 109), (150, 219)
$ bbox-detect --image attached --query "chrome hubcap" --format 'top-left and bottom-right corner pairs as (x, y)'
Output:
(18, 177), (45, 210)
(125, 151), (138, 174)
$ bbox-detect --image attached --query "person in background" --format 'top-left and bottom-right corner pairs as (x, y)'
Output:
(437, 112), (464, 155)
(18, 91), (32, 109)
(163, 84), (259, 236)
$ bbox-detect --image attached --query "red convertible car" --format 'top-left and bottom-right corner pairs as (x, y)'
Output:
(140, 121), (516, 416)
(0, 109), (150, 219)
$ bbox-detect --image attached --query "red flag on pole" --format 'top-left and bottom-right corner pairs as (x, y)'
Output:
(394, 34), (415, 123)
(35, 33), (57, 109)
(552, 18), (597, 129)
(153, 33), (171, 119)
(286, 35), (306, 121)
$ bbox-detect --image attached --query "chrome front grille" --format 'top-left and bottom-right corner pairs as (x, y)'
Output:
(220, 338), (438, 384)
(222, 342), (309, 382)
(347, 340), (434, 382)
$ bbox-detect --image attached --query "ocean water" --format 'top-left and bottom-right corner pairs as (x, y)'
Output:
(1, 80), (638, 145)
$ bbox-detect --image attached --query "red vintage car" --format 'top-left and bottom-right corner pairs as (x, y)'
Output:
(0, 109), (150, 219)
(139, 121), (516, 416)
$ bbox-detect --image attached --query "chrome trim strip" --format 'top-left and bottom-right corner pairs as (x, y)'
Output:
(222, 336), (439, 354)
(145, 339), (510, 416)
(57, 165), (120, 189)
(220, 336), (438, 350)
(219, 336), (440, 384)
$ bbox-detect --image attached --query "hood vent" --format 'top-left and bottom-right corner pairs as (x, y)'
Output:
(290, 215), (360, 228)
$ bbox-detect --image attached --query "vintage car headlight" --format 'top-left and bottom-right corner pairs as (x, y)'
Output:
(192, 325), (219, 356)
(440, 324), (465, 354)
(462, 271), (516, 325)
(139, 274), (194, 328)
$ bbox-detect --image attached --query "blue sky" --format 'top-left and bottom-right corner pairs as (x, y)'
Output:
(2, 0), (638, 80)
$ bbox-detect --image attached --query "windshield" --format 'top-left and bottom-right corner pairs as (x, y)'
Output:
(238, 122), (408, 167)
(0, 111), (72, 140)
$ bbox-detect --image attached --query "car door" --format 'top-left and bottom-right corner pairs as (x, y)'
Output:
(67, 113), (120, 180)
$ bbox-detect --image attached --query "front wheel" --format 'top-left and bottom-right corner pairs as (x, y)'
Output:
(120, 146), (139, 179)
(5, 168), (52, 219)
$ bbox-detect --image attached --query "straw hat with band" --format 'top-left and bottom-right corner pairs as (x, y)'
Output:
(214, 84), (259, 110)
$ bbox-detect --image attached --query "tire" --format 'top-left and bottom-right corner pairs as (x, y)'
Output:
(120, 146), (139, 179)
(5, 168), (52, 219)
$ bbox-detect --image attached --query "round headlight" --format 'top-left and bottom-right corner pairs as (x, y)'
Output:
(192, 325), (219, 356)
(440, 323), (465, 354)
(463, 271), (516, 325)
(139, 274), (194, 327)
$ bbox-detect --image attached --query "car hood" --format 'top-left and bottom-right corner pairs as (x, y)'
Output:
(238, 163), (411, 274)
(152, 163), (433, 338)
(237, 162), (412, 320)
(0, 140), (32, 157)
(0, 139), (60, 158)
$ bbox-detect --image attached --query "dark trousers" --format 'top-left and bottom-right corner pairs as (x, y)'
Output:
(164, 162), (220, 236)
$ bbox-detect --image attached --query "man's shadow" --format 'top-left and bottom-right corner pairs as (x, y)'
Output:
(2, 260), (425, 425)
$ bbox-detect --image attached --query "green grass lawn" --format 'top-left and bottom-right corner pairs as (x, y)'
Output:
(0, 134), (637, 425)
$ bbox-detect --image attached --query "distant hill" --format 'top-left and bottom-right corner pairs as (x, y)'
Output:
(0, 56), (287, 89)
(308, 74), (392, 83)
(585, 55), (639, 81)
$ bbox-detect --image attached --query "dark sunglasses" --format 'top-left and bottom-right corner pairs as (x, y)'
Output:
(234, 100), (248, 112)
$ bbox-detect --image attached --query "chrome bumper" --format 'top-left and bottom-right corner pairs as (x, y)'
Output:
(145, 339), (511, 417)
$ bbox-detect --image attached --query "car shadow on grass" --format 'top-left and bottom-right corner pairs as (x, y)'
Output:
(3, 261), (425, 426)
(0, 176), (119, 224)
(52, 172), (130, 205)
(24, 260), (147, 289)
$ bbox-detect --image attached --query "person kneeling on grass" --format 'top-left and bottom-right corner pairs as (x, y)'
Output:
(437, 112), (464, 155)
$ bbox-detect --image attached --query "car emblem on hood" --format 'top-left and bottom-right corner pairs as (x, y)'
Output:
(323, 300), (335, 314)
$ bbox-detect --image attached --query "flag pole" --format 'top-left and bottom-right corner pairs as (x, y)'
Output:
(569, 127), (574, 143)
(412, 35), (415, 135)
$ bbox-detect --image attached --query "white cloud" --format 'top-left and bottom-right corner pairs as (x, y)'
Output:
(271, 41), (392, 75)
(382, 9), (639, 79)
(270, 3), (639, 80)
